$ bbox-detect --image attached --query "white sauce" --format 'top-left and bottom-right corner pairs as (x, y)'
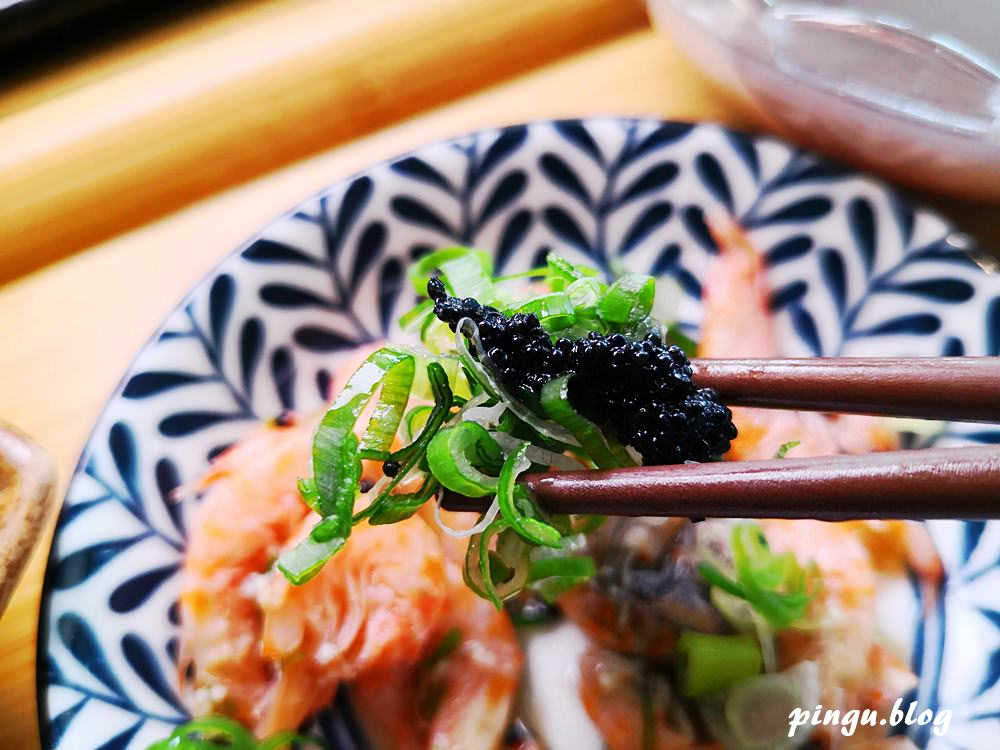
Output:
(875, 572), (919, 659)
(520, 621), (604, 750)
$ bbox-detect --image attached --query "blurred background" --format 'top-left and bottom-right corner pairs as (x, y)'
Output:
(1, 0), (998, 286)
(0, 1), (998, 747)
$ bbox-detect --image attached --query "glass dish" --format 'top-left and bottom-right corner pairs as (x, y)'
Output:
(648, 0), (1000, 201)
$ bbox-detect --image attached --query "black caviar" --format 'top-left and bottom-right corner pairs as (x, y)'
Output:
(427, 278), (737, 464)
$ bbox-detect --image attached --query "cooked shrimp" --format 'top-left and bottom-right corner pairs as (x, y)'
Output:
(180, 412), (450, 735)
(699, 216), (939, 580)
(578, 647), (722, 750)
(179, 342), (455, 736)
(179, 416), (318, 726)
(699, 214), (898, 460)
(764, 520), (918, 748)
(350, 506), (523, 750)
(698, 218), (936, 746)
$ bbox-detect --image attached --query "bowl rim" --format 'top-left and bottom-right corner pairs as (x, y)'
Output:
(34, 114), (996, 750)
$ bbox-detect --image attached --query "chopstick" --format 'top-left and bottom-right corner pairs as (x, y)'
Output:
(690, 357), (1000, 422)
(439, 445), (1000, 520)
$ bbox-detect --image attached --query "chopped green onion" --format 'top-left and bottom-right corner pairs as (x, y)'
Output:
(540, 374), (633, 469)
(146, 716), (322, 750)
(528, 555), (596, 580)
(278, 347), (416, 584)
(465, 519), (530, 608)
(426, 422), (503, 496)
(509, 292), (576, 332)
(368, 477), (441, 525)
(439, 251), (495, 301)
(709, 586), (756, 633)
(596, 272), (656, 329)
(407, 351), (467, 401)
(722, 661), (820, 750)
(677, 631), (763, 697)
(359, 362), (453, 522)
(773, 440), (800, 459)
(398, 298), (434, 331)
(698, 523), (820, 629)
(565, 277), (606, 312)
(497, 442), (562, 548)
(409, 246), (493, 290)
(409, 246), (495, 302)
(277, 531), (347, 586)
(279, 358), (451, 585)
(404, 405), (434, 441)
(545, 254), (600, 290)
(314, 347), (414, 518)
(359, 354), (415, 453)
(527, 554), (596, 602)
(296, 477), (320, 514)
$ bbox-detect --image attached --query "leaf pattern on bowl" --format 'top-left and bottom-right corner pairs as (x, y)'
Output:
(39, 118), (1000, 750)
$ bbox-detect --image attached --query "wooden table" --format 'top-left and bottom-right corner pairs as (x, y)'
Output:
(1, 1), (997, 748)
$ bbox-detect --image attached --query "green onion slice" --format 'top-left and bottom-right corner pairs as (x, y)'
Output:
(509, 293), (576, 332)
(497, 442), (562, 548)
(540, 374), (633, 469)
(464, 519), (533, 608)
(565, 277), (606, 312)
(359, 353), (415, 454)
(368, 477), (441, 526)
(409, 246), (494, 300)
(698, 523), (820, 629)
(545, 254), (600, 290)
(146, 716), (323, 750)
(278, 356), (451, 585)
(426, 421), (503, 496)
(404, 405), (434, 441)
(597, 272), (656, 328)
(722, 661), (821, 750)
(773, 440), (800, 459)
(279, 347), (416, 583)
(527, 554), (596, 602)
(277, 532), (347, 587)
(677, 631), (763, 697)
(358, 362), (453, 522)
(314, 346), (414, 518)
(398, 298), (434, 331)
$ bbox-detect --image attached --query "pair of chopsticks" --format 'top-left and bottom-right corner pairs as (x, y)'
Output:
(440, 357), (1000, 521)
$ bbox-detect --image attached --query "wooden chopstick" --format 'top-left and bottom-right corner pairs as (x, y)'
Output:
(439, 445), (1000, 520)
(690, 357), (1000, 422)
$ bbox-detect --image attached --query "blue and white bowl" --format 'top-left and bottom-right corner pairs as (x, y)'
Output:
(38, 118), (1000, 750)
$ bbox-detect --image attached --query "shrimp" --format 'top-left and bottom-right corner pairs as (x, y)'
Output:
(350, 506), (523, 750)
(696, 217), (938, 746)
(179, 413), (450, 735)
(699, 214), (898, 460)
(699, 215), (940, 582)
(179, 416), (318, 726)
(179, 344), (454, 736)
(763, 520), (918, 748)
(578, 647), (723, 750)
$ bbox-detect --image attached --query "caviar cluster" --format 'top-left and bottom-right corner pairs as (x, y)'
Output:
(427, 278), (737, 464)
(428, 278), (562, 396)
